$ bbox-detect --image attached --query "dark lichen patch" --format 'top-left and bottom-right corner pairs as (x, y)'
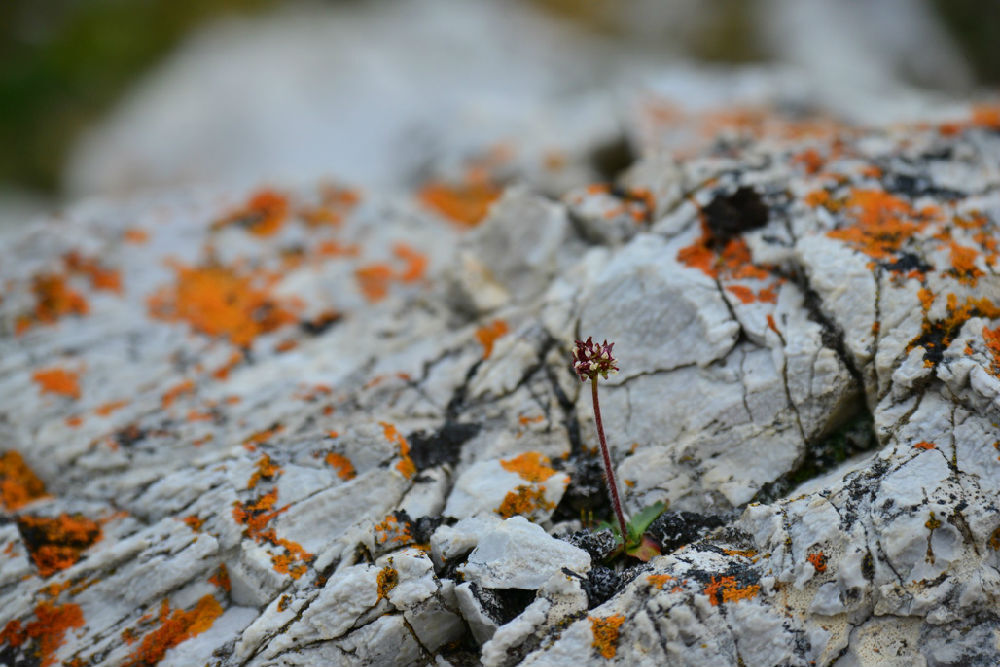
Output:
(552, 456), (612, 523)
(560, 528), (619, 563)
(646, 512), (726, 554)
(299, 310), (341, 336)
(702, 186), (770, 243)
(882, 252), (933, 276)
(407, 421), (480, 470)
(582, 566), (623, 609)
(470, 584), (536, 626)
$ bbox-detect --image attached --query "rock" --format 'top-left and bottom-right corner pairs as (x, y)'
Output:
(458, 516), (591, 589)
(3, 67), (1000, 666)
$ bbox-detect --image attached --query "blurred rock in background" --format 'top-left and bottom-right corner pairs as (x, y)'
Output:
(0, 0), (995, 234)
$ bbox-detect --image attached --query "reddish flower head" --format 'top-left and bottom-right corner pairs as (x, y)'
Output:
(572, 337), (619, 382)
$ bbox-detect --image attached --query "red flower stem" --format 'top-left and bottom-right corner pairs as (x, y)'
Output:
(591, 376), (628, 540)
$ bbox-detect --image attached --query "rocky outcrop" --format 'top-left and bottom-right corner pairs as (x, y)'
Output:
(3, 82), (1000, 666)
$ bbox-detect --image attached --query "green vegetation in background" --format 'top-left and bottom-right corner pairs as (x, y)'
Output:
(930, 0), (1000, 87)
(0, 0), (277, 195)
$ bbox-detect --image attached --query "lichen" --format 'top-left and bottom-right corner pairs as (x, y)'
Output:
(496, 484), (554, 519)
(0, 451), (48, 510)
(500, 452), (556, 483)
(589, 615), (625, 659)
(123, 595), (223, 667)
(32, 368), (81, 399)
(17, 514), (103, 577)
(475, 319), (509, 359)
(0, 602), (85, 667)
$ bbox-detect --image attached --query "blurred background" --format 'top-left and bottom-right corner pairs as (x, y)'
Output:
(0, 0), (997, 233)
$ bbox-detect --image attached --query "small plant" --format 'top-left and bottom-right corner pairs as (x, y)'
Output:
(573, 337), (665, 561)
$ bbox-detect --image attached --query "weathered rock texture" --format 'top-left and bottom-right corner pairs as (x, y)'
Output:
(3, 82), (1000, 666)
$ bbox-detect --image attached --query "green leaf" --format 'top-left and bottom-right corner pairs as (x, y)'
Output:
(625, 501), (667, 543)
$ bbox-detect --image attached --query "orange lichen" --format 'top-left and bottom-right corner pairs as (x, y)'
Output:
(247, 455), (282, 490)
(274, 339), (298, 353)
(417, 178), (502, 228)
(0, 451), (47, 510)
(827, 189), (925, 261)
(63, 252), (122, 293)
(647, 574), (675, 590)
(376, 564), (399, 601)
(703, 575), (760, 605)
(913, 441), (936, 450)
(380, 421), (416, 479)
(277, 594), (292, 612)
(589, 615), (626, 659)
(214, 189), (289, 236)
(0, 602), (84, 667)
(918, 288), (935, 311)
(16, 273), (90, 334)
(677, 222), (771, 282)
(241, 423), (284, 451)
(123, 595), (223, 667)
(123, 228), (149, 244)
(182, 516), (203, 532)
(268, 535), (313, 579)
(65, 415), (83, 428)
(393, 243), (429, 282)
(985, 325), (1000, 377)
(500, 452), (556, 483)
(32, 368), (81, 399)
(161, 379), (195, 408)
(148, 261), (298, 347)
(95, 399), (129, 417)
(355, 264), (394, 302)
(518, 414), (544, 425)
(971, 104), (1000, 129)
(726, 284), (756, 304)
(374, 515), (413, 548)
(475, 319), (509, 359)
(232, 489), (286, 537)
(324, 452), (357, 481)
(17, 514), (102, 577)
(209, 564), (231, 592)
(806, 552), (828, 573)
(496, 484), (554, 519)
(947, 242), (983, 285)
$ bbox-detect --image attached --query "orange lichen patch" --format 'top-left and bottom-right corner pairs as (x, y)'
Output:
(247, 455), (283, 490)
(910, 295), (1000, 367)
(703, 575), (760, 605)
(209, 564), (231, 592)
(324, 452), (357, 481)
(210, 350), (243, 380)
(355, 264), (394, 302)
(63, 252), (122, 293)
(984, 325), (1000, 377)
(16, 273), (90, 335)
(301, 183), (362, 227)
(276, 594), (292, 612)
(496, 484), (554, 519)
(417, 177), (502, 228)
(186, 409), (214, 423)
(182, 516), (204, 532)
(123, 228), (149, 244)
(806, 552), (828, 573)
(677, 222), (771, 282)
(214, 189), (289, 237)
(267, 535), (313, 579)
(315, 239), (361, 258)
(17, 514), (102, 577)
(65, 415), (84, 428)
(0, 451), (47, 510)
(94, 399), (129, 417)
(374, 514), (413, 548)
(500, 452), (557, 483)
(947, 242), (983, 286)
(393, 243), (429, 282)
(971, 104), (1000, 129)
(726, 284), (756, 304)
(918, 288), (935, 311)
(589, 615), (625, 659)
(792, 148), (824, 175)
(123, 595), (223, 667)
(913, 441), (936, 450)
(380, 422), (416, 479)
(722, 548), (758, 559)
(518, 414), (544, 426)
(376, 564), (399, 602)
(0, 602), (85, 667)
(274, 338), (298, 353)
(241, 423), (284, 451)
(475, 319), (509, 359)
(827, 189), (925, 261)
(232, 489), (287, 538)
(647, 574), (675, 590)
(161, 379), (195, 408)
(148, 261), (298, 347)
(32, 368), (81, 399)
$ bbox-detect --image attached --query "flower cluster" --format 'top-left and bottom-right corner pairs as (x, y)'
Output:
(572, 337), (619, 382)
